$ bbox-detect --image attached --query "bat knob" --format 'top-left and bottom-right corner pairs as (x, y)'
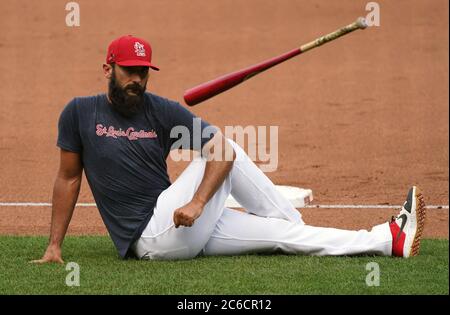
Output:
(356, 17), (368, 29)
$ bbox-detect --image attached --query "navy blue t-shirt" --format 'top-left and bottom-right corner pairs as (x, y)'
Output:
(57, 93), (216, 258)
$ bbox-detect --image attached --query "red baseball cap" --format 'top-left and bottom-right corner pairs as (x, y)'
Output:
(106, 35), (159, 71)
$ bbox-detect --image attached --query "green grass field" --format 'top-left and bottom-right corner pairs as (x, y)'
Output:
(0, 236), (448, 295)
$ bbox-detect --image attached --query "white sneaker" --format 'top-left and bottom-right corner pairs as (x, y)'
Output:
(389, 186), (426, 258)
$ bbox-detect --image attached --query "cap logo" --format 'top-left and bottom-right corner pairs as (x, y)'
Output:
(134, 42), (146, 57)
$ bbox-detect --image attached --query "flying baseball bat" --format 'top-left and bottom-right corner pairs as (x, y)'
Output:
(184, 17), (368, 106)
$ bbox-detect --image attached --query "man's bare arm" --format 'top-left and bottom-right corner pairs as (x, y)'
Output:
(31, 149), (83, 264)
(173, 132), (235, 228)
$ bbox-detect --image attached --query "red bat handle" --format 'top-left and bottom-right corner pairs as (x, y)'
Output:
(184, 48), (302, 106)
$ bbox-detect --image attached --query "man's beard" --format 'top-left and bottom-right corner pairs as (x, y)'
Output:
(108, 72), (146, 118)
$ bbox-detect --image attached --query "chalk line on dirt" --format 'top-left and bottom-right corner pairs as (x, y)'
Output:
(0, 202), (448, 209)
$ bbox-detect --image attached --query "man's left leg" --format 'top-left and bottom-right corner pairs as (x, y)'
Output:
(204, 187), (426, 258)
(203, 208), (392, 257)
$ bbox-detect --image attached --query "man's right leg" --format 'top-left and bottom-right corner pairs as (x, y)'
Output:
(133, 139), (303, 260)
(133, 136), (425, 259)
(227, 140), (303, 223)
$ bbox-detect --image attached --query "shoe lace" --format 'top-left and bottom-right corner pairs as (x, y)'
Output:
(390, 206), (403, 223)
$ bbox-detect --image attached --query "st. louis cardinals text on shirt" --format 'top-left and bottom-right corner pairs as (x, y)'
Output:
(95, 124), (158, 140)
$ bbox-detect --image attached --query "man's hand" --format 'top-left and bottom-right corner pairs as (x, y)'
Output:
(30, 245), (64, 264)
(173, 198), (205, 228)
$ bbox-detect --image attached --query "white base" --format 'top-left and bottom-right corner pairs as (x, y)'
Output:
(225, 185), (313, 208)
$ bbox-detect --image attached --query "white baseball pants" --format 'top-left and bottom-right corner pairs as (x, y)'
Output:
(132, 140), (393, 260)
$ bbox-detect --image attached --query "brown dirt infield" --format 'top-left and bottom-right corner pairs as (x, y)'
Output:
(0, 0), (448, 239)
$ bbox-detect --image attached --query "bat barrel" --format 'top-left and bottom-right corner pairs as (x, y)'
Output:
(184, 48), (302, 106)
